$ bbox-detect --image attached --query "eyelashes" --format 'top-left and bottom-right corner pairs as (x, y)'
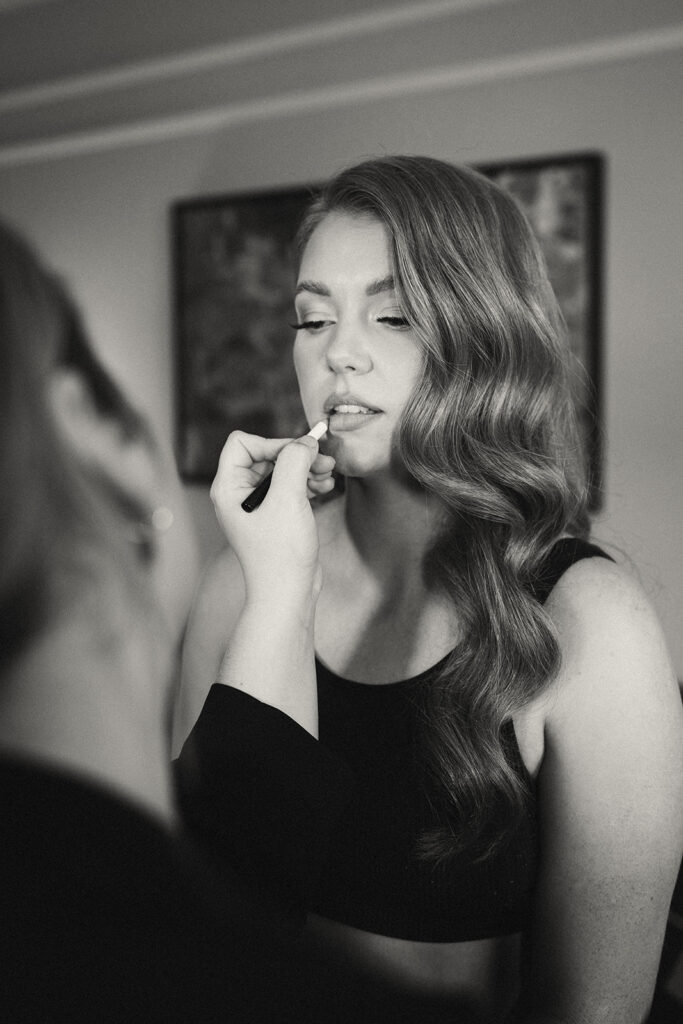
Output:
(290, 319), (329, 332)
(290, 316), (411, 332)
(377, 316), (410, 329)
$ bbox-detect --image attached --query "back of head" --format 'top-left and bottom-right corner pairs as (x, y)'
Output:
(0, 222), (151, 670)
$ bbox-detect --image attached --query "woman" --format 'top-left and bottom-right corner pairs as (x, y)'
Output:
(175, 156), (683, 1022)
(0, 219), (351, 1022)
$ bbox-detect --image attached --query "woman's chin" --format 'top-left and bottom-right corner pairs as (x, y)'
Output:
(333, 455), (393, 480)
(323, 433), (395, 479)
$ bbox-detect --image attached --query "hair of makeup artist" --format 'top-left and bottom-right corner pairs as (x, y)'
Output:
(296, 156), (591, 859)
(0, 221), (158, 672)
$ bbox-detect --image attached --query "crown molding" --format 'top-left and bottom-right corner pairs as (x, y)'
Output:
(0, 23), (681, 168)
(0, 0), (58, 9)
(0, 0), (513, 112)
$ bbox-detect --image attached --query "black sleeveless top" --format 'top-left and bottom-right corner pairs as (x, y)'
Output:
(310, 538), (611, 942)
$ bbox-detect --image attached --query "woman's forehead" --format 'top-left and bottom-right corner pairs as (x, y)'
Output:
(298, 212), (393, 291)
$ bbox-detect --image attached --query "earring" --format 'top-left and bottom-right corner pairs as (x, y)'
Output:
(127, 505), (174, 563)
(150, 506), (174, 533)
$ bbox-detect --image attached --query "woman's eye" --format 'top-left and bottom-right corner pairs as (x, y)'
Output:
(377, 315), (411, 330)
(290, 319), (333, 333)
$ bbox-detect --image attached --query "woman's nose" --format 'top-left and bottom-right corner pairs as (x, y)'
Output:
(325, 321), (372, 375)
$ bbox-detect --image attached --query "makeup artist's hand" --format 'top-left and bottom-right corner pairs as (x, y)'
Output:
(210, 430), (335, 601)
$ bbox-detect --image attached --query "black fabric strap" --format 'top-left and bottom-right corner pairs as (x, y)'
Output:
(531, 537), (613, 604)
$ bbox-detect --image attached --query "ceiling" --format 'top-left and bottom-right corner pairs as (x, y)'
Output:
(1, 0), (681, 164)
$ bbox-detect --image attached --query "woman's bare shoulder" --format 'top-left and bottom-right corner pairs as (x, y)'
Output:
(526, 552), (683, 1016)
(544, 552), (673, 680)
(540, 550), (682, 759)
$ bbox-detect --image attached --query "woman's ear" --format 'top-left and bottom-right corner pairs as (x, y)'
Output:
(49, 366), (199, 634)
(48, 367), (159, 514)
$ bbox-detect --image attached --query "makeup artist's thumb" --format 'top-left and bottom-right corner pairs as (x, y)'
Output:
(268, 435), (318, 504)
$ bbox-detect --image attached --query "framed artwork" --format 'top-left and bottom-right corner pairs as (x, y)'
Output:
(172, 185), (314, 484)
(478, 153), (604, 507)
(172, 152), (603, 504)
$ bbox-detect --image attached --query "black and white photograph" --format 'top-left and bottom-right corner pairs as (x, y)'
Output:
(1, 2), (681, 1022)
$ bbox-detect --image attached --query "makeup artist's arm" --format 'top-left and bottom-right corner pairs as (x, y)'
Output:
(172, 431), (334, 749)
(206, 429), (334, 738)
(174, 430), (350, 909)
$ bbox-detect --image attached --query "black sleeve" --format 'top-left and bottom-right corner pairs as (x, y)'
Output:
(173, 684), (354, 913)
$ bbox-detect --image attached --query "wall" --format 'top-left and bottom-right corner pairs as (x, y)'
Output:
(1, 0), (681, 671)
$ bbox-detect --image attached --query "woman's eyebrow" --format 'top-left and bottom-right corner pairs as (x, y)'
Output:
(365, 275), (395, 297)
(295, 280), (329, 297)
(295, 275), (395, 297)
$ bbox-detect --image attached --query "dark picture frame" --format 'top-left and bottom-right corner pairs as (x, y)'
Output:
(172, 152), (604, 505)
(478, 153), (604, 508)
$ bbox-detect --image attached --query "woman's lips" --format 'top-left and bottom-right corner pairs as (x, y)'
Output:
(327, 406), (381, 433)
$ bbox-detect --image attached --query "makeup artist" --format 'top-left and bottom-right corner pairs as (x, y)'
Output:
(0, 219), (354, 1023)
(175, 156), (683, 1023)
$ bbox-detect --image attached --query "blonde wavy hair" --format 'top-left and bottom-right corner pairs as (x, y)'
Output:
(297, 156), (590, 858)
(0, 222), (156, 672)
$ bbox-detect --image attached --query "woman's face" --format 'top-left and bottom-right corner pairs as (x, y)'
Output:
(293, 212), (423, 478)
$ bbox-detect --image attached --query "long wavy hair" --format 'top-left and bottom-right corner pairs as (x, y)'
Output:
(297, 156), (590, 859)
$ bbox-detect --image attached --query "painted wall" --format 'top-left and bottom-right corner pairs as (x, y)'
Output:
(1, 1), (681, 671)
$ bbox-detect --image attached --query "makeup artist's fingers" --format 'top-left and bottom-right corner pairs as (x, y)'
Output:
(222, 431), (292, 467)
(211, 429), (334, 565)
(306, 455), (336, 488)
(309, 453), (335, 477)
(306, 476), (336, 499)
(260, 443), (334, 506)
(212, 431), (289, 536)
(216, 430), (293, 488)
(267, 435), (321, 507)
(211, 430), (333, 601)
(307, 473), (335, 488)
(215, 431), (332, 490)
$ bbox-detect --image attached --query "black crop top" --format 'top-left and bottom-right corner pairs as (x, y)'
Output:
(310, 538), (611, 943)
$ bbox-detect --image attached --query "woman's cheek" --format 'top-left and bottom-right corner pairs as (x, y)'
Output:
(293, 344), (319, 419)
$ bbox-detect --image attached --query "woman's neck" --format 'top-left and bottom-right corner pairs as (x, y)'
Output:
(341, 472), (448, 585)
(315, 473), (460, 682)
(0, 609), (176, 827)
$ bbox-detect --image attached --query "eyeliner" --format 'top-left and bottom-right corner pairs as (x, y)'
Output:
(240, 420), (328, 513)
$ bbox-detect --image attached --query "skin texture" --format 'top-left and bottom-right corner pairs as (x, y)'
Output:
(0, 364), (199, 826)
(293, 211), (425, 481)
(209, 429), (335, 737)
(175, 213), (683, 1022)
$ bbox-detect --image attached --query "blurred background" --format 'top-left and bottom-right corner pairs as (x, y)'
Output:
(0, 0), (681, 677)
